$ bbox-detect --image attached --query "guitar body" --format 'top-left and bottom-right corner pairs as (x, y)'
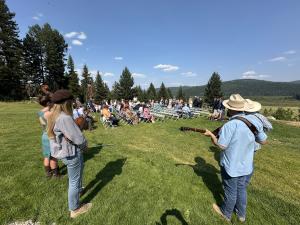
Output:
(75, 117), (88, 130)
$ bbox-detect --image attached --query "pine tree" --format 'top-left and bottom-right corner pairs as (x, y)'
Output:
(204, 72), (223, 104)
(94, 71), (107, 103)
(158, 82), (168, 99)
(0, 0), (24, 100)
(167, 88), (173, 99)
(133, 85), (143, 101)
(23, 25), (44, 85)
(67, 55), (80, 97)
(81, 64), (91, 102)
(111, 81), (121, 100)
(104, 82), (110, 100)
(118, 67), (134, 100)
(176, 86), (185, 100)
(141, 90), (149, 103)
(23, 23), (68, 91)
(147, 83), (157, 100)
(42, 23), (68, 90)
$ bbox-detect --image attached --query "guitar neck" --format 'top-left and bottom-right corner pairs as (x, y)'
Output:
(181, 127), (206, 133)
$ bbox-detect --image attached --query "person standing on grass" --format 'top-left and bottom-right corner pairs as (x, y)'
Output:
(202, 94), (267, 223)
(37, 95), (60, 178)
(47, 90), (92, 218)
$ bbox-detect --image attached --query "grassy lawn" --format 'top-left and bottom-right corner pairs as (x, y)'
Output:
(0, 102), (299, 225)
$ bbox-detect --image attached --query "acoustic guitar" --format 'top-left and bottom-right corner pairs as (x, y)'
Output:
(180, 126), (221, 138)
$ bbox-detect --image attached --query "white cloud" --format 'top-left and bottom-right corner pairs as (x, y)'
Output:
(68, 45), (72, 50)
(90, 70), (98, 77)
(284, 50), (296, 55)
(154, 64), (179, 72)
(181, 71), (197, 77)
(78, 32), (87, 40)
(242, 70), (256, 76)
(65, 31), (87, 40)
(114, 57), (123, 60)
(268, 56), (286, 62)
(65, 32), (79, 38)
(72, 39), (83, 46)
(242, 70), (270, 79)
(132, 73), (146, 78)
(75, 68), (82, 76)
(103, 80), (109, 84)
(32, 13), (43, 20)
(103, 72), (114, 77)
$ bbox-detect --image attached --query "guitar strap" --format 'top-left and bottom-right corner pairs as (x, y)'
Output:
(234, 116), (258, 136)
(213, 116), (258, 138)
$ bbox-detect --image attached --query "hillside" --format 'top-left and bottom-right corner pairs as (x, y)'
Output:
(168, 79), (300, 97)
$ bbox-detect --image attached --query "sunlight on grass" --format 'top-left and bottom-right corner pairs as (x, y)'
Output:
(0, 102), (299, 225)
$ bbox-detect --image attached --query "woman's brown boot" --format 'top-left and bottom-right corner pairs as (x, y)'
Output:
(44, 166), (52, 178)
(52, 167), (61, 178)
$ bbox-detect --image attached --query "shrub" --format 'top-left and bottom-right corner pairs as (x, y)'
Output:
(273, 107), (294, 120)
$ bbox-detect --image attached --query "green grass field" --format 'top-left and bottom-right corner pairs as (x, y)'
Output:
(0, 102), (299, 225)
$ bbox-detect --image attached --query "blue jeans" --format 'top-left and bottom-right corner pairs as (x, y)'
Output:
(61, 150), (84, 211)
(220, 167), (252, 219)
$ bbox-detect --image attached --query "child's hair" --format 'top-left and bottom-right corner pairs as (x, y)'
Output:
(38, 94), (51, 107)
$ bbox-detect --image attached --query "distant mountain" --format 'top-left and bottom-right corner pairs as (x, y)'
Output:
(168, 79), (300, 97)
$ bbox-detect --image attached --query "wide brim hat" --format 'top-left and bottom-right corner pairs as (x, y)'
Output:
(244, 99), (261, 112)
(51, 89), (74, 104)
(222, 94), (247, 111)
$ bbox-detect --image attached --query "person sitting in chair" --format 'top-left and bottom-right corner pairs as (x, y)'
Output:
(102, 105), (119, 126)
(143, 105), (155, 123)
(182, 103), (192, 117)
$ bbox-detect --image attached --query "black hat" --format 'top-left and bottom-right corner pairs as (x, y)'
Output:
(51, 89), (74, 104)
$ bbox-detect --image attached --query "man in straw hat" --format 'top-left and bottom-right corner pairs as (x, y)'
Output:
(203, 94), (267, 222)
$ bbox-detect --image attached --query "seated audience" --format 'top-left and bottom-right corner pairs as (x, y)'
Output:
(182, 103), (192, 117)
(142, 105), (155, 123)
(101, 105), (119, 126)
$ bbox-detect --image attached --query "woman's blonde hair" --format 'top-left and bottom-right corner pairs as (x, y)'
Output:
(47, 100), (73, 139)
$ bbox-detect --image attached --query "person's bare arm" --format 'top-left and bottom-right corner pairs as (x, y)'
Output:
(203, 129), (226, 150)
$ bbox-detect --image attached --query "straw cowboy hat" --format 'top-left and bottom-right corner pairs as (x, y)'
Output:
(244, 99), (261, 112)
(222, 94), (248, 111)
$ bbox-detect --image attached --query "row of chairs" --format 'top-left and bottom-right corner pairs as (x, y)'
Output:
(98, 106), (211, 129)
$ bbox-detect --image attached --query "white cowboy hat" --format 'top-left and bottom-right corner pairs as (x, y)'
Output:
(222, 94), (247, 111)
(244, 99), (261, 112)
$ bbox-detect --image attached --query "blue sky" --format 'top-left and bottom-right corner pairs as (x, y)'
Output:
(7, 0), (300, 88)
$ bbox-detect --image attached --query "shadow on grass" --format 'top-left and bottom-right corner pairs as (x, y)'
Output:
(81, 158), (127, 203)
(176, 156), (223, 205)
(209, 146), (220, 163)
(84, 143), (104, 162)
(59, 143), (104, 175)
(155, 209), (189, 225)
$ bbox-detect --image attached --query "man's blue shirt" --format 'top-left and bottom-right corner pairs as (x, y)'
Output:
(217, 113), (267, 177)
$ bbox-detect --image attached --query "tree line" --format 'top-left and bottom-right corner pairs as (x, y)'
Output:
(0, 0), (222, 104)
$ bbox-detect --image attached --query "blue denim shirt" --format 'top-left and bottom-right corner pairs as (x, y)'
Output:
(218, 113), (263, 177)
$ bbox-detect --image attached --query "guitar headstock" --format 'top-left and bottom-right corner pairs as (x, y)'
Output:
(180, 127), (190, 131)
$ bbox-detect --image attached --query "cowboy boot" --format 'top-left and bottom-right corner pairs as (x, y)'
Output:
(52, 167), (61, 178)
(44, 166), (52, 178)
